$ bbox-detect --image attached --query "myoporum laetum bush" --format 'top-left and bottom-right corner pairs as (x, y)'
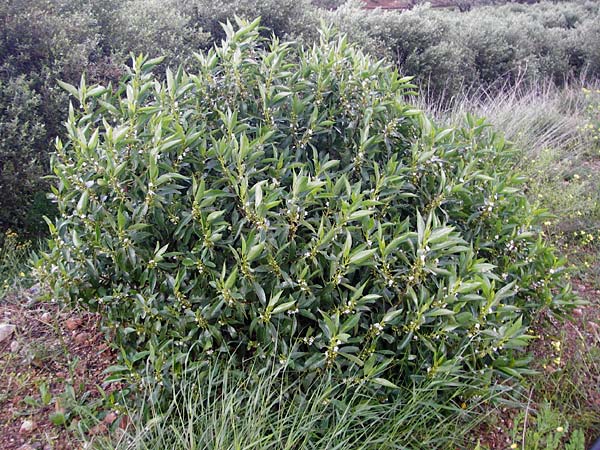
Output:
(38, 18), (575, 398)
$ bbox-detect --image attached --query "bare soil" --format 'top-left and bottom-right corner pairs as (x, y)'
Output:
(0, 286), (121, 450)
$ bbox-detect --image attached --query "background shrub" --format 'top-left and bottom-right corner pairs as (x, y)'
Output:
(105, 0), (211, 67)
(329, 1), (600, 99)
(38, 20), (574, 398)
(0, 0), (102, 236)
(0, 76), (49, 234)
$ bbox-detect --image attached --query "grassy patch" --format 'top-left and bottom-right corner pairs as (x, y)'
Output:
(88, 356), (496, 450)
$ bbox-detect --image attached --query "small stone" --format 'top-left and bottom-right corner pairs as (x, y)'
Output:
(74, 332), (90, 345)
(40, 312), (52, 322)
(28, 284), (41, 296)
(19, 419), (36, 434)
(572, 308), (584, 318)
(10, 340), (19, 352)
(65, 317), (83, 331)
(103, 411), (118, 425)
(0, 323), (16, 343)
(118, 414), (131, 430)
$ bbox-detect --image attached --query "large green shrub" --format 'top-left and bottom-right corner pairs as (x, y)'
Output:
(330, 1), (600, 99)
(39, 20), (574, 395)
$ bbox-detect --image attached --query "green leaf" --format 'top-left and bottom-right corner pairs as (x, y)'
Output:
(49, 412), (67, 426)
(272, 301), (296, 315)
(247, 243), (265, 262)
(371, 377), (400, 389)
(426, 308), (455, 317)
(348, 249), (376, 266)
(348, 210), (374, 221)
(57, 80), (79, 98)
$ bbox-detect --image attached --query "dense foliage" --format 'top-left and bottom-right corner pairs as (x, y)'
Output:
(330, 0), (600, 98)
(38, 20), (574, 397)
(2, 0), (600, 237)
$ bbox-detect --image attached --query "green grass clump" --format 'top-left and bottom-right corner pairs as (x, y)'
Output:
(89, 355), (488, 450)
(38, 19), (575, 401)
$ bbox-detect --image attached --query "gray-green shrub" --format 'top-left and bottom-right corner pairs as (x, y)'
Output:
(0, 0), (103, 235)
(0, 76), (55, 235)
(39, 20), (574, 396)
(329, 1), (600, 99)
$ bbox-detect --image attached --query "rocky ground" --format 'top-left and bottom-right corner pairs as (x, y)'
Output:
(0, 286), (122, 450)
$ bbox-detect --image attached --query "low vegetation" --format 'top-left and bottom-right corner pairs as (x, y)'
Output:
(0, 1), (599, 449)
(2, 0), (600, 237)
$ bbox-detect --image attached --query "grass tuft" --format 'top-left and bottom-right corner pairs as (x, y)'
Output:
(88, 356), (496, 450)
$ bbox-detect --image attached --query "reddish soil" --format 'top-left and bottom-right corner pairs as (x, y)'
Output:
(0, 286), (121, 450)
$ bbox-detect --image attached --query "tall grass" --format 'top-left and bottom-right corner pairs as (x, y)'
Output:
(419, 77), (589, 156)
(88, 356), (502, 450)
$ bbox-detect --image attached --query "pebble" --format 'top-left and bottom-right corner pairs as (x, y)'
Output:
(88, 423), (108, 435)
(19, 419), (36, 434)
(103, 411), (118, 425)
(65, 317), (83, 331)
(40, 312), (52, 322)
(10, 340), (19, 352)
(28, 284), (41, 296)
(74, 332), (90, 345)
(17, 445), (36, 450)
(0, 323), (16, 343)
